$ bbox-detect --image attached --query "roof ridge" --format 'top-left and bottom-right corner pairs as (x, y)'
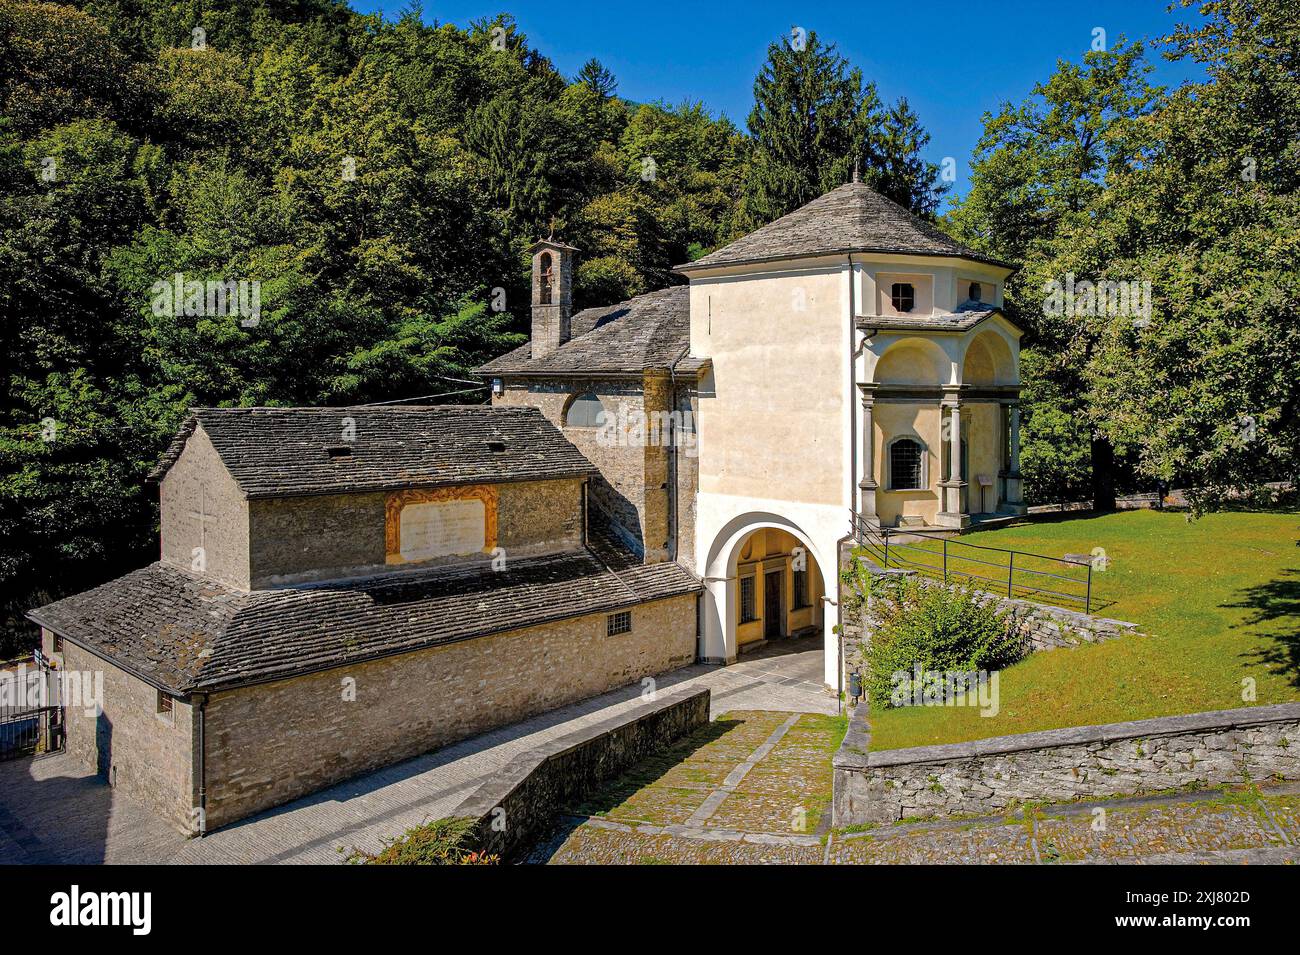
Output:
(475, 284), (691, 378)
(152, 403), (594, 496)
(189, 405), (532, 414)
(678, 180), (1015, 272)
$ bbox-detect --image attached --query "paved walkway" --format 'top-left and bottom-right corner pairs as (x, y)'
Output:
(0, 636), (834, 865)
(534, 711), (1300, 865)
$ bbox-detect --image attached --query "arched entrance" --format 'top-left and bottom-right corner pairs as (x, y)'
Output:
(700, 512), (836, 688)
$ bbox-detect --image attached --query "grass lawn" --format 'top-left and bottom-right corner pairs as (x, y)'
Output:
(868, 508), (1300, 751)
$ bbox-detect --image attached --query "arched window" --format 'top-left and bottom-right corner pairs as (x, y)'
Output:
(539, 251), (553, 305)
(967, 281), (982, 302)
(890, 282), (915, 313)
(565, 392), (606, 428)
(888, 437), (926, 491)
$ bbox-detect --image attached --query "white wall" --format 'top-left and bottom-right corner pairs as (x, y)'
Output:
(689, 258), (855, 688)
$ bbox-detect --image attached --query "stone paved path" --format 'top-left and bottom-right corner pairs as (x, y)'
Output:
(534, 711), (1300, 866)
(0, 636), (834, 865)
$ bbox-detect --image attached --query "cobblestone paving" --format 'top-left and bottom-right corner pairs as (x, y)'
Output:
(831, 820), (1036, 865)
(538, 711), (1300, 866)
(1034, 799), (1285, 862)
(1259, 793), (1300, 842)
(542, 822), (825, 865)
(541, 709), (844, 863)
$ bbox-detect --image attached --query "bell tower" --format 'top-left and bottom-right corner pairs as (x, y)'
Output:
(530, 237), (577, 358)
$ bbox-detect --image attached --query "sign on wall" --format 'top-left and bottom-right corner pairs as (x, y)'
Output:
(384, 485), (498, 564)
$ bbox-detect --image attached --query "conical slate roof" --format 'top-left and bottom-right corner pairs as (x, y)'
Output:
(677, 182), (1015, 271)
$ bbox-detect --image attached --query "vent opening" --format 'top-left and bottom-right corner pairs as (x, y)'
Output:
(486, 440), (507, 452)
(326, 446), (353, 459)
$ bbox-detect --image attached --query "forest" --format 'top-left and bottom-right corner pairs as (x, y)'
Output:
(1, 0), (1296, 650)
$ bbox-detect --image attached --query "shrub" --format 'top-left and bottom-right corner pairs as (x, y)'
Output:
(346, 817), (498, 865)
(863, 576), (1022, 710)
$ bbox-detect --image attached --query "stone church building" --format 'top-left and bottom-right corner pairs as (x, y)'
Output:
(481, 180), (1024, 688)
(31, 180), (1023, 833)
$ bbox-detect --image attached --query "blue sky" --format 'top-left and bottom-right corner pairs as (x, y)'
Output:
(348, 0), (1205, 205)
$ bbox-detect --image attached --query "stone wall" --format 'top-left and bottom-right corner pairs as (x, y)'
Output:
(202, 593), (698, 829)
(908, 574), (1143, 652)
(673, 385), (699, 572)
(497, 378), (648, 554)
(494, 376), (698, 566)
(56, 638), (197, 832)
(248, 491), (385, 587)
(159, 425), (251, 589)
(993, 593), (1142, 651)
(453, 686), (710, 861)
(833, 701), (1300, 826)
(246, 477), (585, 588)
(496, 478), (585, 559)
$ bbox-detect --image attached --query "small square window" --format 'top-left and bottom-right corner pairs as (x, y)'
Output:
(968, 281), (982, 302)
(739, 575), (757, 623)
(157, 690), (174, 719)
(891, 283), (915, 313)
(607, 611), (631, 636)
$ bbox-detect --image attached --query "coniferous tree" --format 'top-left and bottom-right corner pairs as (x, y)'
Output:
(575, 58), (616, 98)
(872, 97), (947, 217)
(742, 30), (879, 225)
(743, 30), (944, 226)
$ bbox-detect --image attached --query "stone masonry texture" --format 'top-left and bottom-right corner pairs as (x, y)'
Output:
(159, 426), (251, 589)
(246, 477), (584, 587)
(833, 701), (1300, 825)
(494, 377), (697, 564)
(201, 593), (697, 829)
(57, 640), (197, 833)
(454, 686), (711, 861)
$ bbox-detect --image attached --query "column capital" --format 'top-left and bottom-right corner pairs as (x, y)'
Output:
(857, 381), (878, 404)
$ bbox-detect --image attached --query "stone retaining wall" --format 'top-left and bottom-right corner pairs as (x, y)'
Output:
(833, 701), (1300, 826)
(924, 577), (1143, 652)
(454, 686), (710, 860)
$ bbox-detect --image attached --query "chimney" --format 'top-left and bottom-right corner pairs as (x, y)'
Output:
(529, 238), (577, 358)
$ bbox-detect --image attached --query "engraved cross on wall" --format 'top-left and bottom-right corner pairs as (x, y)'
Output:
(188, 485), (218, 557)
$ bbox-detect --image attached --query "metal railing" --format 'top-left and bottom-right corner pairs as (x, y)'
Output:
(0, 706), (63, 762)
(849, 511), (1094, 614)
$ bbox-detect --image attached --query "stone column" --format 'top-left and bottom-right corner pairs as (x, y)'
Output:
(857, 383), (879, 529)
(1005, 401), (1026, 513)
(937, 389), (970, 528)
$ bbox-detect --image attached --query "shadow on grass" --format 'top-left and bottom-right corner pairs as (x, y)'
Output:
(1225, 567), (1300, 688)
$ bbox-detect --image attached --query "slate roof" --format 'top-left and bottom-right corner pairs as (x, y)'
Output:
(150, 405), (597, 498)
(857, 303), (1016, 333)
(28, 554), (702, 694)
(678, 182), (1016, 272)
(475, 285), (694, 378)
